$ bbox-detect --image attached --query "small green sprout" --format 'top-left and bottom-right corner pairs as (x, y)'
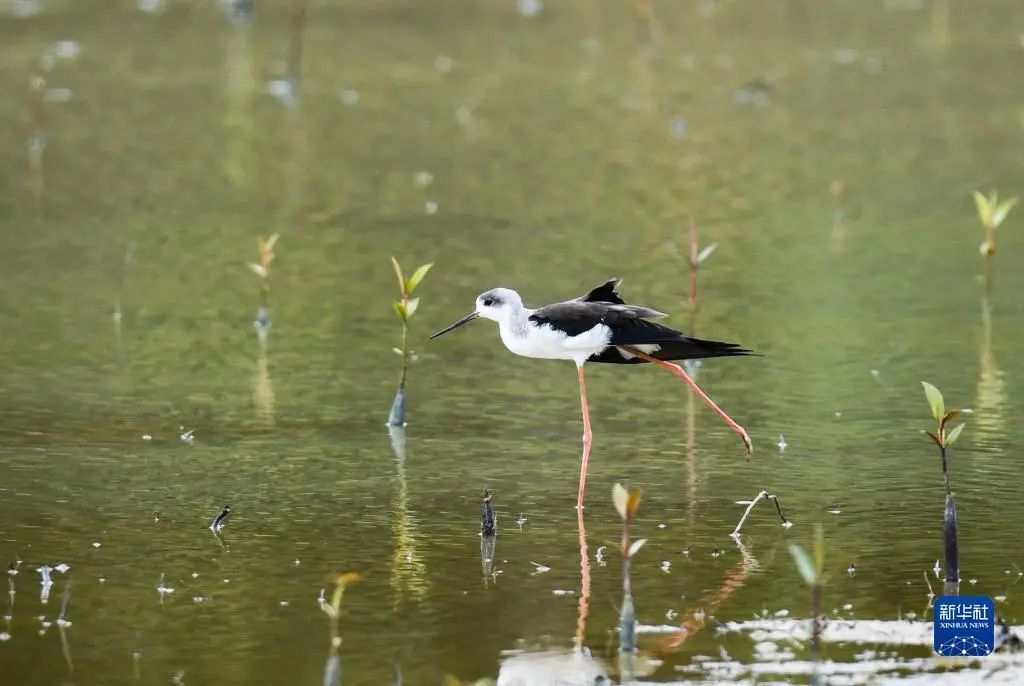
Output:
(613, 483), (644, 654)
(788, 525), (826, 588)
(388, 258), (433, 426)
(686, 215), (716, 310)
(320, 571), (361, 647)
(920, 382), (968, 586)
(972, 190), (1017, 256)
(789, 524), (827, 678)
(249, 233), (279, 282)
(921, 381), (967, 452)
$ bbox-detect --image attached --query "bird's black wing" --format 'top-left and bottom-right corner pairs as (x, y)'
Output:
(575, 278), (626, 304)
(529, 301), (667, 337)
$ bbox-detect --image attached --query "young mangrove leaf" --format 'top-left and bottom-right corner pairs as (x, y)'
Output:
(925, 431), (943, 449)
(393, 301), (407, 321)
(813, 524), (825, 575)
(263, 233), (280, 254)
(993, 197), (1017, 228)
(941, 409), (963, 431)
(626, 487), (643, 518)
(789, 544), (816, 586)
(405, 297), (420, 319)
(612, 483), (629, 520)
(973, 190), (993, 227)
(922, 381), (944, 422)
(696, 243), (717, 265)
(627, 538), (647, 558)
(406, 263), (433, 293)
(328, 571), (361, 613)
(390, 257), (406, 294)
(945, 423), (965, 446)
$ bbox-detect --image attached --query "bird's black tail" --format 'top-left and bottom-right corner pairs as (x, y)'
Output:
(649, 337), (754, 361)
(589, 334), (754, 364)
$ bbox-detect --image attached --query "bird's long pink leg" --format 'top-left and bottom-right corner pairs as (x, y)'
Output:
(626, 348), (753, 457)
(576, 363), (593, 509)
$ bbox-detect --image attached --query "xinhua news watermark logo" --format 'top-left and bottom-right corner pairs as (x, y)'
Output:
(933, 595), (995, 657)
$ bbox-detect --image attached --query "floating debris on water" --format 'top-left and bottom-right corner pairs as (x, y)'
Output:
(551, 589), (574, 596)
(517, 0), (542, 18)
(156, 574), (174, 599)
(529, 562), (550, 575)
(209, 505), (230, 532)
(933, 559), (941, 578)
(731, 490), (792, 537)
(595, 546), (607, 566)
(179, 427), (195, 443)
(666, 609), (678, 620)
(777, 434), (787, 452)
(142, 434), (152, 441)
(516, 513), (527, 530)
(53, 563), (70, 574)
(670, 116), (688, 139)
(43, 88), (73, 103)
(712, 548), (724, 558)
(414, 171), (434, 187)
(38, 565), (53, 587)
(682, 545), (692, 556)
(847, 562), (856, 575)
(92, 542), (101, 548)
(827, 506), (842, 515)
(424, 201), (439, 215)
(191, 572), (199, 579)
(661, 561), (672, 574)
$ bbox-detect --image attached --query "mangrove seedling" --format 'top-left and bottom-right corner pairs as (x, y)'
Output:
(789, 524), (827, 684)
(686, 214), (716, 311)
(320, 571), (361, 647)
(248, 233), (279, 330)
(922, 381), (969, 591)
(972, 190), (1017, 256)
(320, 571), (360, 686)
(388, 257), (432, 426)
(480, 490), (498, 588)
(613, 483), (645, 656)
(480, 489), (496, 536)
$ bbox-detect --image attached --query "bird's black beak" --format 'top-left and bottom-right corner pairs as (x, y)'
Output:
(430, 311), (479, 339)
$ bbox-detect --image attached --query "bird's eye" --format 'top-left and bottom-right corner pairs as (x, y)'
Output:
(482, 297), (494, 307)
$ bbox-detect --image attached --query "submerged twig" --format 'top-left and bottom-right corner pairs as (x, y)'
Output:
(730, 490), (792, 538)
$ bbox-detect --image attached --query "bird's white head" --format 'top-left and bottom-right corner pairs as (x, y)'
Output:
(430, 287), (524, 339)
(474, 288), (523, 324)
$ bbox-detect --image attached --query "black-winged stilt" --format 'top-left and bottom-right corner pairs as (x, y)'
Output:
(431, 278), (753, 507)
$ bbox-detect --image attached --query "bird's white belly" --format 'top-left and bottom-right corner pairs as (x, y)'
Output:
(500, 322), (612, 363)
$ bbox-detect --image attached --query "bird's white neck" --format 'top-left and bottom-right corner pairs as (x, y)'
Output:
(498, 304), (533, 340)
